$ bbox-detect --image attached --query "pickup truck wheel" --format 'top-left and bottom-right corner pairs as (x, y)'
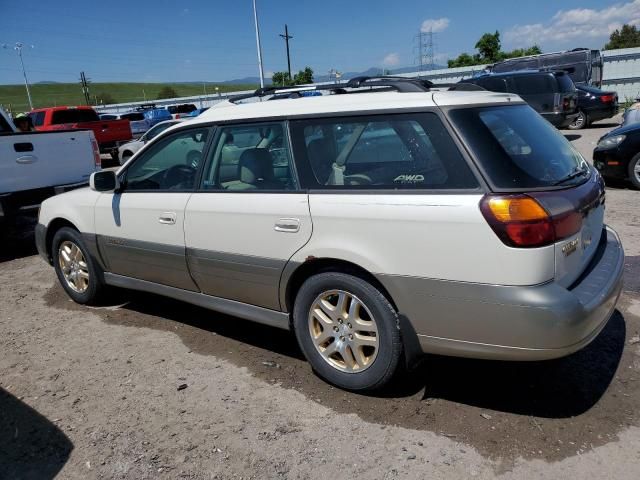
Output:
(121, 151), (133, 164)
(568, 110), (588, 130)
(629, 153), (640, 189)
(52, 227), (105, 304)
(293, 272), (402, 391)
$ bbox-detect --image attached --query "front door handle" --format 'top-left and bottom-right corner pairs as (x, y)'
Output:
(16, 155), (37, 164)
(158, 212), (177, 225)
(274, 218), (300, 233)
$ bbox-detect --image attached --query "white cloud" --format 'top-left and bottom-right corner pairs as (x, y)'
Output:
(382, 52), (400, 66)
(421, 18), (450, 33)
(504, 0), (640, 48)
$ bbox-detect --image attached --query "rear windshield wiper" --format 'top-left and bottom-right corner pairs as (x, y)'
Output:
(552, 166), (590, 186)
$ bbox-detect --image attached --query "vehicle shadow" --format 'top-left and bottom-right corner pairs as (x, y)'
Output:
(98, 288), (625, 419)
(385, 310), (626, 418)
(563, 133), (581, 141)
(0, 388), (73, 479)
(0, 216), (38, 263)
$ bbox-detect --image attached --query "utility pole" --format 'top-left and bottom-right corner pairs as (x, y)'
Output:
(79, 71), (91, 105)
(279, 24), (293, 80)
(3, 42), (34, 110)
(252, 0), (265, 89)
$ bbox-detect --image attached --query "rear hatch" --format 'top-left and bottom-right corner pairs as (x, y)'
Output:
(448, 103), (605, 286)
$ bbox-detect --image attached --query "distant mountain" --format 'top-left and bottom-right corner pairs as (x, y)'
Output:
(314, 65), (446, 83)
(35, 81), (61, 84)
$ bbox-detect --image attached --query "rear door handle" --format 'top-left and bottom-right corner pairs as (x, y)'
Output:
(158, 212), (177, 225)
(274, 218), (300, 233)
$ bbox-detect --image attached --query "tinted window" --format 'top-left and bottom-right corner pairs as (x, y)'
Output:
(512, 75), (554, 95)
(99, 114), (118, 120)
(290, 113), (478, 190)
(478, 77), (508, 92)
(201, 123), (296, 191)
(144, 121), (178, 141)
(450, 105), (588, 189)
(30, 111), (45, 127)
(555, 74), (575, 92)
(51, 109), (99, 124)
(120, 112), (145, 121)
(124, 128), (209, 191)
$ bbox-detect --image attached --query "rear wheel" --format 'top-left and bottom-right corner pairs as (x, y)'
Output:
(293, 272), (402, 391)
(52, 227), (106, 304)
(568, 110), (588, 130)
(629, 153), (640, 189)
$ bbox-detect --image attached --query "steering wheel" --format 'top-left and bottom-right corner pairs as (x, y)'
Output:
(162, 164), (197, 189)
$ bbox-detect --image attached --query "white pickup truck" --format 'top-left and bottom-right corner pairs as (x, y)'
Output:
(0, 108), (100, 222)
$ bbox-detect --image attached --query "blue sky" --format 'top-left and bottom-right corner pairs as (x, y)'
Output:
(1, 0), (638, 84)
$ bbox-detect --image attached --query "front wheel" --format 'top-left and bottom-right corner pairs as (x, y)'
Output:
(52, 227), (106, 304)
(629, 153), (640, 189)
(568, 110), (588, 130)
(293, 272), (402, 391)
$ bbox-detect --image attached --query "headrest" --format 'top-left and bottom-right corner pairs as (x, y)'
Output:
(238, 149), (273, 184)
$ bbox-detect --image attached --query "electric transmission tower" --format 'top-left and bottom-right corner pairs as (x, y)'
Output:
(414, 29), (436, 74)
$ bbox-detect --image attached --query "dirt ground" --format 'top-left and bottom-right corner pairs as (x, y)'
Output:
(1, 117), (640, 479)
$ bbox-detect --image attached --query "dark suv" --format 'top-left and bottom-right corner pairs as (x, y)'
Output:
(463, 71), (578, 128)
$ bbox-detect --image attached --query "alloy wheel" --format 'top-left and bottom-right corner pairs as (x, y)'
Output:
(308, 290), (379, 373)
(58, 240), (90, 293)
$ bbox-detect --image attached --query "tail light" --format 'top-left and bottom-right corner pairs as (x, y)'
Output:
(480, 195), (582, 248)
(600, 94), (615, 103)
(562, 97), (572, 111)
(91, 137), (101, 167)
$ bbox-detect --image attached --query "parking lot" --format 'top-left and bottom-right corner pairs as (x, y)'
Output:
(1, 117), (640, 479)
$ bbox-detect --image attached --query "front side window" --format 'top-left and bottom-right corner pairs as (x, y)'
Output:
(123, 127), (210, 191)
(290, 113), (478, 190)
(201, 122), (296, 191)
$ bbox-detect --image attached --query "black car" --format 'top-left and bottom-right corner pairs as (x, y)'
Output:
(593, 122), (640, 189)
(463, 71), (578, 128)
(568, 85), (618, 130)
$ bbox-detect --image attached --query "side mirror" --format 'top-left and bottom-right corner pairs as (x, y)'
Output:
(90, 170), (120, 192)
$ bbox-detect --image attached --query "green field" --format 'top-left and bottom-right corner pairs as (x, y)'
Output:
(0, 82), (258, 113)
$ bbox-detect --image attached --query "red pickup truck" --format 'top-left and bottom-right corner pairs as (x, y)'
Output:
(29, 106), (132, 162)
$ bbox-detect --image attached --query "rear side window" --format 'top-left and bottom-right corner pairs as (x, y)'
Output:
(478, 77), (508, 93)
(30, 111), (45, 127)
(121, 112), (145, 121)
(290, 113), (479, 190)
(512, 75), (555, 94)
(51, 109), (99, 124)
(555, 73), (576, 92)
(449, 105), (587, 189)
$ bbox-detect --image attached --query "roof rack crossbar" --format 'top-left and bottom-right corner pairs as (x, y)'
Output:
(228, 76), (434, 103)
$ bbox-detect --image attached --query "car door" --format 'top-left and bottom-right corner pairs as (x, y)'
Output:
(184, 121), (311, 311)
(94, 125), (212, 290)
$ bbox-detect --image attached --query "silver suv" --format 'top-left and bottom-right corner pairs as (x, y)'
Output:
(36, 77), (624, 391)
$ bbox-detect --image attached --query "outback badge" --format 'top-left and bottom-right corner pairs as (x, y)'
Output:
(562, 238), (579, 257)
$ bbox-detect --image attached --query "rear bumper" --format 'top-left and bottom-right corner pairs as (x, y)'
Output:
(586, 105), (618, 122)
(381, 226), (624, 361)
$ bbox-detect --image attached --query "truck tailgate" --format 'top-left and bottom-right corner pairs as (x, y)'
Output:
(76, 119), (132, 145)
(0, 131), (98, 194)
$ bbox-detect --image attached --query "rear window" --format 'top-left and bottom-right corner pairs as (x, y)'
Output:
(51, 109), (99, 124)
(450, 105), (588, 189)
(290, 113), (479, 190)
(121, 112), (145, 121)
(555, 73), (575, 92)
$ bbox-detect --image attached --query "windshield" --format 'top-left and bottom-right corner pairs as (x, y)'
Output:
(449, 105), (588, 189)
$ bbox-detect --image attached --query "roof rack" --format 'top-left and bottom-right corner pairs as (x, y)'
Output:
(228, 76), (434, 103)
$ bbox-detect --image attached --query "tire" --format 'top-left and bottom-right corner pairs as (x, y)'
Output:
(568, 110), (588, 130)
(52, 227), (106, 305)
(293, 272), (402, 391)
(629, 153), (640, 190)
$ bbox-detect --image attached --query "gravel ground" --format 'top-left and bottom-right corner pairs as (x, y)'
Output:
(1, 116), (640, 479)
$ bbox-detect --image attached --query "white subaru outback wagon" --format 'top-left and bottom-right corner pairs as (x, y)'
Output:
(36, 77), (624, 391)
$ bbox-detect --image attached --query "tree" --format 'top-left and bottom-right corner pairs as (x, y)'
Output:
(448, 31), (541, 67)
(156, 86), (178, 99)
(293, 66), (314, 85)
(605, 24), (640, 49)
(96, 92), (117, 105)
(475, 31), (502, 63)
(272, 71), (293, 86)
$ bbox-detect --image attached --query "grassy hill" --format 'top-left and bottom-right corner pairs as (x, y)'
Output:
(0, 82), (258, 113)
